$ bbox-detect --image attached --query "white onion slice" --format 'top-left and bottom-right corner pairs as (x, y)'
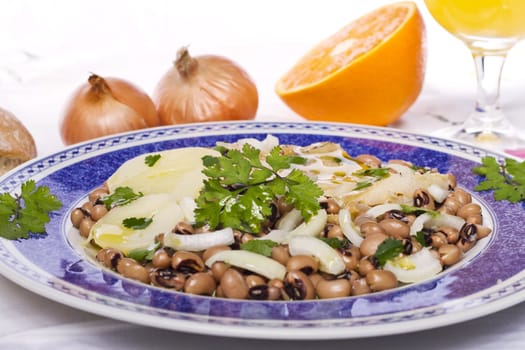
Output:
(365, 203), (403, 219)
(205, 250), (286, 280)
(285, 209), (327, 242)
(339, 209), (363, 247)
(276, 208), (303, 231)
(384, 248), (442, 283)
(427, 183), (448, 203)
(179, 197), (197, 223)
(288, 235), (345, 275)
(256, 229), (288, 244)
(410, 212), (465, 236)
(163, 227), (234, 251)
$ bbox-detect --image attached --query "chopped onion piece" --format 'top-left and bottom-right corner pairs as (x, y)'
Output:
(365, 203), (403, 219)
(410, 212), (465, 236)
(427, 183), (448, 203)
(205, 250), (286, 280)
(276, 208), (303, 231)
(384, 248), (442, 283)
(285, 209), (327, 242)
(256, 229), (288, 243)
(164, 227), (234, 251)
(288, 235), (345, 275)
(179, 197), (197, 223)
(339, 209), (363, 247)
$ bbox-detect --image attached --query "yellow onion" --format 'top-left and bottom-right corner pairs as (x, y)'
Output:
(154, 47), (258, 124)
(60, 74), (159, 145)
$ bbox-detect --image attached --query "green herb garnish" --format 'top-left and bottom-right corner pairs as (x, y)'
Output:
(194, 144), (323, 233)
(144, 154), (161, 167)
(0, 180), (62, 240)
(472, 156), (525, 203)
(122, 217), (152, 230)
(352, 167), (390, 191)
(415, 231), (430, 247)
(101, 186), (143, 209)
(320, 237), (347, 249)
(400, 204), (439, 217)
(240, 239), (279, 257)
(374, 237), (404, 267)
(127, 242), (161, 262)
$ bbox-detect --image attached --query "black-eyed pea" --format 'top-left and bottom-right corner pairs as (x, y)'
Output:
(359, 233), (388, 257)
(316, 278), (351, 299)
(202, 245), (231, 262)
(184, 272), (216, 296)
(70, 208), (86, 228)
(475, 224), (492, 239)
(379, 219), (410, 238)
(286, 255), (319, 275)
(220, 268), (249, 299)
(323, 198), (341, 214)
(326, 225), (344, 240)
(456, 238), (474, 252)
(437, 226), (460, 244)
(88, 186), (109, 203)
(271, 245), (291, 265)
(351, 278), (371, 296)
(438, 244), (462, 266)
(448, 173), (457, 190)
(171, 251), (205, 273)
(121, 262), (150, 284)
(308, 273), (324, 288)
(466, 214), (483, 225)
(453, 188), (472, 205)
(366, 270), (398, 291)
(340, 245), (361, 271)
(79, 217), (95, 238)
(97, 248), (122, 269)
(90, 204), (108, 221)
(210, 261), (229, 282)
(413, 189), (435, 210)
(152, 249), (172, 269)
(358, 257), (376, 276)
(245, 274), (266, 288)
(284, 270), (315, 300)
(439, 197), (461, 215)
(360, 222), (385, 237)
(355, 154), (381, 168)
(457, 203), (482, 220)
(431, 232), (448, 249)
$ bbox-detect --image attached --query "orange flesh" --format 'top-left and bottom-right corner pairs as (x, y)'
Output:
(281, 6), (409, 89)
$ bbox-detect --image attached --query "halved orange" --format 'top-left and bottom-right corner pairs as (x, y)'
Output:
(275, 1), (426, 126)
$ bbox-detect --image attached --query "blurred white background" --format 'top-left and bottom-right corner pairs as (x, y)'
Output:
(1, 0), (524, 154)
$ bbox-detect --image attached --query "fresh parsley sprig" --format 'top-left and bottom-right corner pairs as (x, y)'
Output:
(194, 144), (323, 233)
(374, 237), (404, 267)
(101, 186), (143, 209)
(0, 180), (62, 240)
(472, 156), (525, 203)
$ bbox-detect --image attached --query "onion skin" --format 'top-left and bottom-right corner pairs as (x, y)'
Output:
(154, 47), (259, 124)
(60, 74), (159, 145)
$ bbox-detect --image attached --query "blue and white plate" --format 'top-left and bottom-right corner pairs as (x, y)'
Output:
(1, 121), (524, 339)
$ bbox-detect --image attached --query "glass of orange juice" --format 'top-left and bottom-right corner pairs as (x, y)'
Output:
(424, 0), (525, 151)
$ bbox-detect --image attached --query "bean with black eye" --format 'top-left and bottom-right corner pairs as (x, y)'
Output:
(172, 221), (195, 235)
(358, 256), (377, 276)
(366, 270), (398, 291)
(88, 186), (109, 203)
(459, 223), (478, 243)
(210, 261), (229, 282)
(152, 249), (172, 269)
(430, 232), (448, 248)
(457, 203), (482, 220)
(453, 188), (472, 205)
(271, 245), (290, 265)
(90, 204), (108, 221)
(308, 273), (324, 288)
(355, 154), (381, 168)
(326, 224), (344, 240)
(438, 244), (462, 266)
(202, 245), (231, 262)
(437, 226), (459, 244)
(379, 219), (410, 238)
(96, 248), (122, 269)
(360, 222), (385, 236)
(359, 233), (388, 257)
(439, 196), (461, 215)
(466, 214), (482, 225)
(79, 217), (95, 237)
(220, 268), (249, 299)
(286, 255), (319, 275)
(149, 269), (185, 289)
(81, 202), (95, 217)
(413, 189), (435, 210)
(351, 278), (371, 296)
(339, 245), (361, 271)
(323, 198), (340, 214)
(245, 274), (266, 288)
(475, 224), (492, 239)
(284, 270), (315, 300)
(171, 251), (205, 273)
(119, 260), (149, 284)
(184, 272), (216, 295)
(70, 208), (86, 228)
(316, 278), (351, 299)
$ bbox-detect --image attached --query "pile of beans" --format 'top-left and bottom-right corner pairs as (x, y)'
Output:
(70, 164), (492, 300)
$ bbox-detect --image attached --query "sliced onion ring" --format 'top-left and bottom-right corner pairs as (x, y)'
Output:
(410, 212), (465, 236)
(339, 209), (363, 247)
(285, 209), (327, 242)
(288, 235), (345, 275)
(365, 203), (403, 219)
(163, 227), (234, 251)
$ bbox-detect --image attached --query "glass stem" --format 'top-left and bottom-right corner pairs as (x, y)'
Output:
(472, 52), (507, 119)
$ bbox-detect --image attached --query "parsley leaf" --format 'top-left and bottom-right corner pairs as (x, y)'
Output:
(352, 167), (390, 191)
(127, 242), (160, 262)
(144, 154), (161, 167)
(122, 217), (152, 230)
(0, 180), (62, 240)
(473, 156), (525, 203)
(101, 186), (143, 209)
(195, 144), (323, 233)
(240, 239), (279, 257)
(374, 237), (404, 267)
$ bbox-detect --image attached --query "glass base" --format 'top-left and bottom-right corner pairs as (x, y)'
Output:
(433, 111), (525, 156)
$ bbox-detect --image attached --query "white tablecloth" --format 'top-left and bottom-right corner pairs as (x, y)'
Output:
(1, 0), (525, 348)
